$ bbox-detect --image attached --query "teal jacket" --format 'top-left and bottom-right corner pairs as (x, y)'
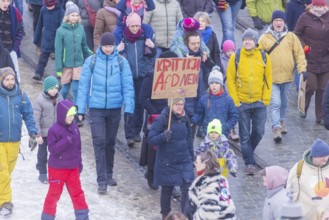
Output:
(55, 22), (93, 73)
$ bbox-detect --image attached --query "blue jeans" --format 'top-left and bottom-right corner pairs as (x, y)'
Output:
(238, 102), (267, 165)
(216, 0), (242, 45)
(89, 108), (121, 186)
(294, 68), (300, 92)
(270, 82), (291, 128)
(60, 80), (79, 104)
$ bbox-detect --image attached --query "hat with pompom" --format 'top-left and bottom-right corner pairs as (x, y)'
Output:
(208, 66), (224, 86)
(65, 1), (80, 16)
(182, 17), (200, 32)
(207, 119), (222, 135)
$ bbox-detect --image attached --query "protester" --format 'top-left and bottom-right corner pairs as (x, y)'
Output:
(41, 100), (89, 220)
(294, 0), (329, 124)
(260, 166), (289, 220)
(194, 119), (238, 178)
(0, 67), (37, 217)
(55, 1), (93, 122)
(76, 32), (134, 194)
(287, 139), (329, 220)
(33, 76), (63, 184)
(28, 0), (43, 32)
(33, 0), (64, 81)
(258, 10), (306, 143)
(0, 0), (24, 83)
(148, 97), (194, 220)
(226, 28), (272, 175)
(189, 151), (236, 219)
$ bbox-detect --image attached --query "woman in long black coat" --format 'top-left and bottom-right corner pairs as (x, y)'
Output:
(148, 97), (194, 219)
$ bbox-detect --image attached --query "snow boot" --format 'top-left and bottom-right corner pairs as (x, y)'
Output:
(75, 209), (89, 220)
(0, 202), (13, 217)
(41, 212), (55, 220)
(144, 170), (158, 190)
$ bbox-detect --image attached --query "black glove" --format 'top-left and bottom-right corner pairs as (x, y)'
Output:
(124, 113), (133, 125)
(77, 114), (85, 121)
(29, 135), (37, 151)
(252, 16), (263, 30)
(230, 172), (237, 178)
(302, 72), (308, 82)
(163, 130), (172, 142)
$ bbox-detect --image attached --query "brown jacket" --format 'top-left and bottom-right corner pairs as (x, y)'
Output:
(93, 0), (118, 52)
(294, 11), (329, 73)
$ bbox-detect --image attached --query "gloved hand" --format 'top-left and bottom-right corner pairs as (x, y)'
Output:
(78, 114), (85, 122)
(29, 135), (37, 151)
(303, 45), (311, 54)
(252, 16), (263, 30)
(302, 72), (308, 81)
(217, 0), (228, 11)
(124, 113), (133, 125)
(163, 129), (172, 142)
(56, 72), (62, 77)
(230, 172), (237, 177)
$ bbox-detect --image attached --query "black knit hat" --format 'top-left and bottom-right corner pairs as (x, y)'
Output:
(272, 10), (286, 22)
(159, 50), (178, 59)
(100, 32), (115, 46)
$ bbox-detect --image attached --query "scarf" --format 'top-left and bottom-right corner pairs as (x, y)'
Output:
(200, 26), (213, 44)
(123, 27), (143, 43)
(104, 6), (121, 17)
(211, 89), (224, 96)
(0, 84), (17, 96)
(310, 7), (329, 17)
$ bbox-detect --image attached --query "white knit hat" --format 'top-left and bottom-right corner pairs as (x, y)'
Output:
(208, 66), (224, 86)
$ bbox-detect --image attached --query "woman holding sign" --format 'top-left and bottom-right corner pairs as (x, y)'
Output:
(148, 97), (194, 220)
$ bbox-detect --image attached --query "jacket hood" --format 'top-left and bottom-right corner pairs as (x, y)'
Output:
(96, 46), (119, 60)
(241, 45), (264, 56)
(56, 99), (75, 126)
(61, 22), (80, 29)
(304, 149), (329, 167)
(204, 133), (228, 144)
(265, 166), (288, 190)
(265, 25), (288, 38)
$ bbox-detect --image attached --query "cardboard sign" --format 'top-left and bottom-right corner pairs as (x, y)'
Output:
(298, 74), (306, 114)
(151, 57), (201, 99)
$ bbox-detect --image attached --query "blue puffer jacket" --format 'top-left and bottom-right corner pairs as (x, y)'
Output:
(33, 5), (64, 52)
(76, 48), (135, 114)
(122, 27), (155, 79)
(192, 90), (239, 136)
(148, 107), (194, 186)
(0, 85), (37, 142)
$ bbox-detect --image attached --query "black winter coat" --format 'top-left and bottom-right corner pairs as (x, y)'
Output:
(0, 40), (15, 70)
(178, 0), (213, 18)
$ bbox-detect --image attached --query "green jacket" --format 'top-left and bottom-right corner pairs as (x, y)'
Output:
(55, 22), (93, 73)
(246, 0), (287, 24)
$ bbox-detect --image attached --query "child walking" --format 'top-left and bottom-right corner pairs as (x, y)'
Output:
(194, 119), (238, 178)
(32, 0), (64, 81)
(41, 99), (88, 220)
(189, 151), (236, 220)
(54, 2), (93, 106)
(33, 76), (63, 184)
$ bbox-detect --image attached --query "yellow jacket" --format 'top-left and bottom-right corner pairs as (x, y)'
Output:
(226, 46), (272, 107)
(258, 29), (307, 84)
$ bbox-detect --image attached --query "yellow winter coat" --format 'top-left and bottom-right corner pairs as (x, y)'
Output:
(258, 30), (307, 84)
(246, 0), (287, 24)
(226, 46), (272, 107)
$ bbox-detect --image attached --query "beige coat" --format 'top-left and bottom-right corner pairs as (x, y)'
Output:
(143, 0), (183, 49)
(93, 0), (118, 52)
(258, 27), (307, 84)
(287, 150), (329, 220)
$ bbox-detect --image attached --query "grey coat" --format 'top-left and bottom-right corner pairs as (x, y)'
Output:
(143, 0), (183, 49)
(33, 92), (63, 137)
(262, 186), (288, 220)
(71, 0), (104, 27)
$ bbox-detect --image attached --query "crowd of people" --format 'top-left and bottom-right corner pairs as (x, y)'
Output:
(1, 0), (329, 219)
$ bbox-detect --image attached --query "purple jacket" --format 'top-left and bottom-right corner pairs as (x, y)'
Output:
(47, 99), (82, 171)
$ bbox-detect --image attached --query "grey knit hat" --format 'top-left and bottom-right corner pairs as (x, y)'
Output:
(65, 1), (80, 16)
(208, 66), (224, 86)
(0, 67), (16, 82)
(242, 28), (259, 44)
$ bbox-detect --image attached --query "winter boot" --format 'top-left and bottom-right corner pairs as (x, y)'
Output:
(172, 186), (181, 199)
(41, 212), (55, 220)
(39, 174), (48, 184)
(0, 202), (13, 217)
(98, 185), (107, 195)
(107, 177), (117, 186)
(75, 209), (89, 220)
(144, 170), (158, 190)
(280, 121), (287, 134)
(273, 127), (282, 143)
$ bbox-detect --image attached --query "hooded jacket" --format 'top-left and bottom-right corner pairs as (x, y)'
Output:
(258, 26), (306, 84)
(47, 100), (82, 170)
(0, 84), (37, 142)
(294, 11), (329, 74)
(226, 45), (272, 106)
(287, 149), (329, 220)
(262, 166), (289, 220)
(143, 0), (183, 49)
(0, 40), (15, 70)
(246, 0), (286, 24)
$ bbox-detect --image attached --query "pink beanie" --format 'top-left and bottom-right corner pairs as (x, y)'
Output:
(222, 40), (236, 53)
(126, 12), (141, 26)
(312, 0), (327, 6)
(182, 17), (200, 32)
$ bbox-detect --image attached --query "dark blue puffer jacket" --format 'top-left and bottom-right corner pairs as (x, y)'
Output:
(286, 0), (311, 31)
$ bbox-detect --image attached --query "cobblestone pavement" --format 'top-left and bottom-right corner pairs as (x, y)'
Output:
(18, 3), (329, 220)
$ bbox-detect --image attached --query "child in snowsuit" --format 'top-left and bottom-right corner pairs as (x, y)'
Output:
(194, 119), (238, 178)
(260, 166), (289, 220)
(32, 0), (64, 81)
(33, 76), (63, 184)
(54, 2), (93, 105)
(41, 99), (88, 220)
(189, 150), (236, 220)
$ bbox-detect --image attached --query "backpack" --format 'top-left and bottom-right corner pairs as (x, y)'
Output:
(235, 49), (269, 89)
(296, 160), (304, 200)
(90, 54), (123, 74)
(83, 0), (97, 28)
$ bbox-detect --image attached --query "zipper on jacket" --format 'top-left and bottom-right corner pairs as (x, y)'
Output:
(165, 1), (169, 48)
(105, 56), (108, 108)
(135, 42), (138, 78)
(73, 24), (76, 66)
(7, 96), (11, 141)
(249, 51), (253, 103)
